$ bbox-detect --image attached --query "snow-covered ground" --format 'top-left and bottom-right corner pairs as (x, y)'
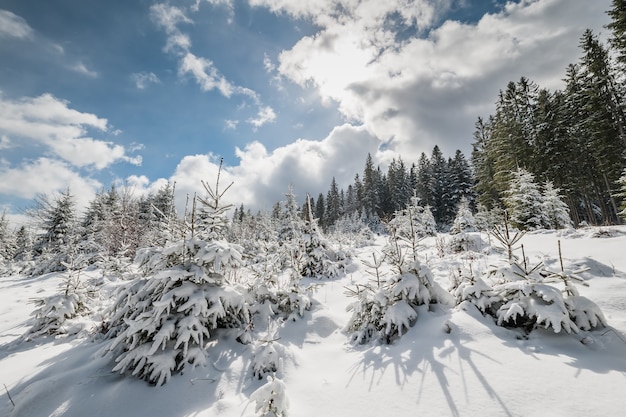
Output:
(2, 226), (626, 417)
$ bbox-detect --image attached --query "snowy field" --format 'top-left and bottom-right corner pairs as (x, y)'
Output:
(2, 226), (626, 417)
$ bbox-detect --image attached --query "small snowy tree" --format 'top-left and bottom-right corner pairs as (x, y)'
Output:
(299, 194), (346, 279)
(250, 376), (290, 417)
(345, 209), (450, 344)
(251, 321), (289, 380)
(105, 165), (252, 386)
(542, 181), (572, 229)
(503, 168), (547, 231)
(450, 197), (476, 234)
(26, 257), (94, 338)
(478, 220), (606, 334)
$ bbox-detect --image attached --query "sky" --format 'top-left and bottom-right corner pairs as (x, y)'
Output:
(0, 0), (613, 225)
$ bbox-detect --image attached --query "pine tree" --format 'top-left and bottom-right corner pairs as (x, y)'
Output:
(415, 152), (433, 208)
(315, 193), (325, 226)
(450, 197), (476, 235)
(13, 225), (33, 262)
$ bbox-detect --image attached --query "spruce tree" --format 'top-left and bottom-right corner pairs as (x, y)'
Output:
(106, 167), (250, 386)
(503, 168), (546, 231)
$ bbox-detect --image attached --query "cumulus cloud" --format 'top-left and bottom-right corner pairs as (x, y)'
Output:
(254, 0), (611, 156)
(143, 124), (380, 213)
(0, 157), (102, 208)
(0, 92), (136, 169)
(150, 2), (276, 128)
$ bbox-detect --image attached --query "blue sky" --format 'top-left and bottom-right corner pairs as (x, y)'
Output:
(0, 0), (611, 224)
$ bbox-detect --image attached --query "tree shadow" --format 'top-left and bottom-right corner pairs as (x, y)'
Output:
(2, 331), (255, 417)
(345, 305), (514, 417)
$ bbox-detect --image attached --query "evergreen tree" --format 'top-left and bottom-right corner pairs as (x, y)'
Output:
(472, 116), (500, 209)
(450, 197), (476, 235)
(13, 225), (33, 262)
(503, 168), (547, 231)
(324, 177), (341, 228)
(415, 152), (432, 208)
(542, 181), (572, 229)
(31, 189), (79, 273)
(429, 145), (452, 226)
(315, 193), (325, 225)
(362, 153), (380, 220)
(105, 169), (250, 386)
(607, 0), (626, 70)
(0, 211), (15, 264)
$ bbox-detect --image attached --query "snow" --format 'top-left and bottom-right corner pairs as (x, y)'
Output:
(3, 227), (626, 416)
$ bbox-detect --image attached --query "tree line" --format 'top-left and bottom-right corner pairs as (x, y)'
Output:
(473, 4), (626, 225)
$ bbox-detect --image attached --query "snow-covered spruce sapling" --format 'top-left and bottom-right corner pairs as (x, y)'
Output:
(491, 211), (525, 263)
(542, 241), (607, 331)
(27, 263), (93, 338)
(298, 194), (346, 279)
(449, 266), (497, 315)
(249, 376), (290, 417)
(485, 242), (606, 334)
(251, 321), (288, 380)
(344, 215), (449, 344)
(105, 163), (252, 386)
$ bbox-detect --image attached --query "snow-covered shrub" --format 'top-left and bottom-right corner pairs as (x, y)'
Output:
(250, 376), (290, 417)
(447, 232), (484, 254)
(245, 240), (312, 324)
(488, 262), (579, 333)
(27, 272), (93, 337)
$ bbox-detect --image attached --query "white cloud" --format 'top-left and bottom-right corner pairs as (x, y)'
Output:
(0, 157), (102, 208)
(150, 4), (193, 35)
(0, 9), (33, 39)
(143, 124), (380, 213)
(247, 106), (276, 129)
(71, 61), (98, 78)
(0, 92), (137, 170)
(225, 119), (239, 130)
(150, 2), (276, 128)
(256, 0), (611, 156)
(179, 53), (235, 97)
(0, 135), (11, 150)
(132, 72), (161, 89)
